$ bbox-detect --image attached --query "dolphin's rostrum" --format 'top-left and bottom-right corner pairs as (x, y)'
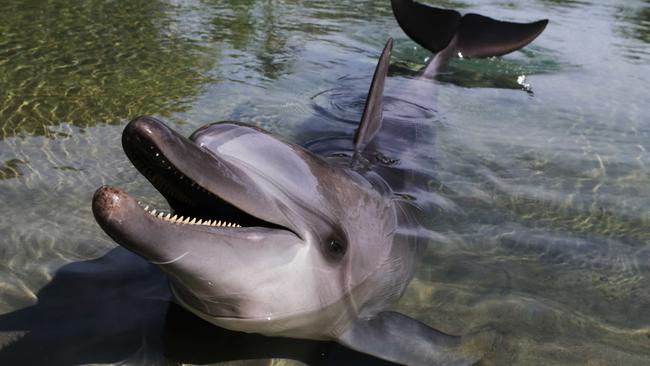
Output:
(93, 2), (547, 365)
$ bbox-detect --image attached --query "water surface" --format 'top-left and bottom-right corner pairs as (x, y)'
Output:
(0, 0), (649, 365)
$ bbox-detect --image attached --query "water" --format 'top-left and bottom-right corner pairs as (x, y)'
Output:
(0, 0), (649, 364)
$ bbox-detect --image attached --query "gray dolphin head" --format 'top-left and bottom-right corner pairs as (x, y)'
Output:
(92, 116), (402, 339)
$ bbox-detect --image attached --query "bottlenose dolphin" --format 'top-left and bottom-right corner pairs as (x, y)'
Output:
(92, 2), (547, 365)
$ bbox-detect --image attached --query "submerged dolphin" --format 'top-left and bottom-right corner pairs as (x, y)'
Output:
(92, 2), (547, 365)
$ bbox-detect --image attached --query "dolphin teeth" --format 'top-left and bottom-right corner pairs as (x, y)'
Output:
(177, 216), (184, 223)
(171, 214), (178, 222)
(216, 220), (222, 227)
(183, 217), (191, 224)
(189, 218), (196, 225)
(151, 209), (157, 216)
(157, 212), (164, 218)
(144, 205), (149, 211)
(164, 213), (171, 220)
(196, 219), (203, 225)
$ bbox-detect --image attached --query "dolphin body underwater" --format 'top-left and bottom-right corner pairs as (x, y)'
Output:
(92, 1), (547, 365)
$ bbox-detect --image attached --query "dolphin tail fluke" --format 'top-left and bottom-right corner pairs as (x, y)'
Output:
(390, 0), (461, 54)
(353, 38), (393, 154)
(338, 311), (498, 366)
(391, 0), (548, 72)
(454, 14), (548, 58)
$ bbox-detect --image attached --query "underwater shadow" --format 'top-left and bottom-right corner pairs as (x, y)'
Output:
(164, 302), (398, 366)
(0, 247), (397, 365)
(0, 248), (170, 365)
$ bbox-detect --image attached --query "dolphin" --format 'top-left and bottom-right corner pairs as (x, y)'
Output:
(92, 3), (547, 365)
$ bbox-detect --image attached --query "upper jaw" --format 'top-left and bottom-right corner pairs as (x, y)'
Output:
(119, 116), (301, 237)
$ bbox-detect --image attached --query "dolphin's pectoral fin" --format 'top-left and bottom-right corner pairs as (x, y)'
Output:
(353, 38), (392, 154)
(338, 311), (497, 366)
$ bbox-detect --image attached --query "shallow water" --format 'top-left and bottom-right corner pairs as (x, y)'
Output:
(0, 0), (649, 365)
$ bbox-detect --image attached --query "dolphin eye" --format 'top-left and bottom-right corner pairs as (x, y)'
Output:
(324, 237), (346, 260)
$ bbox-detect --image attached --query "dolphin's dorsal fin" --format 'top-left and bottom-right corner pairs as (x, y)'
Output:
(353, 38), (393, 153)
(338, 311), (497, 366)
(391, 0), (548, 62)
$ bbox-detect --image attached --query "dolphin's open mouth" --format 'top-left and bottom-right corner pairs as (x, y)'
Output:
(123, 126), (280, 230)
(93, 117), (292, 238)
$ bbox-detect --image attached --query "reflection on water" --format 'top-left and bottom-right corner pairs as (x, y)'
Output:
(0, 159), (26, 180)
(0, 0), (649, 365)
(616, 1), (650, 62)
(0, 0), (216, 138)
